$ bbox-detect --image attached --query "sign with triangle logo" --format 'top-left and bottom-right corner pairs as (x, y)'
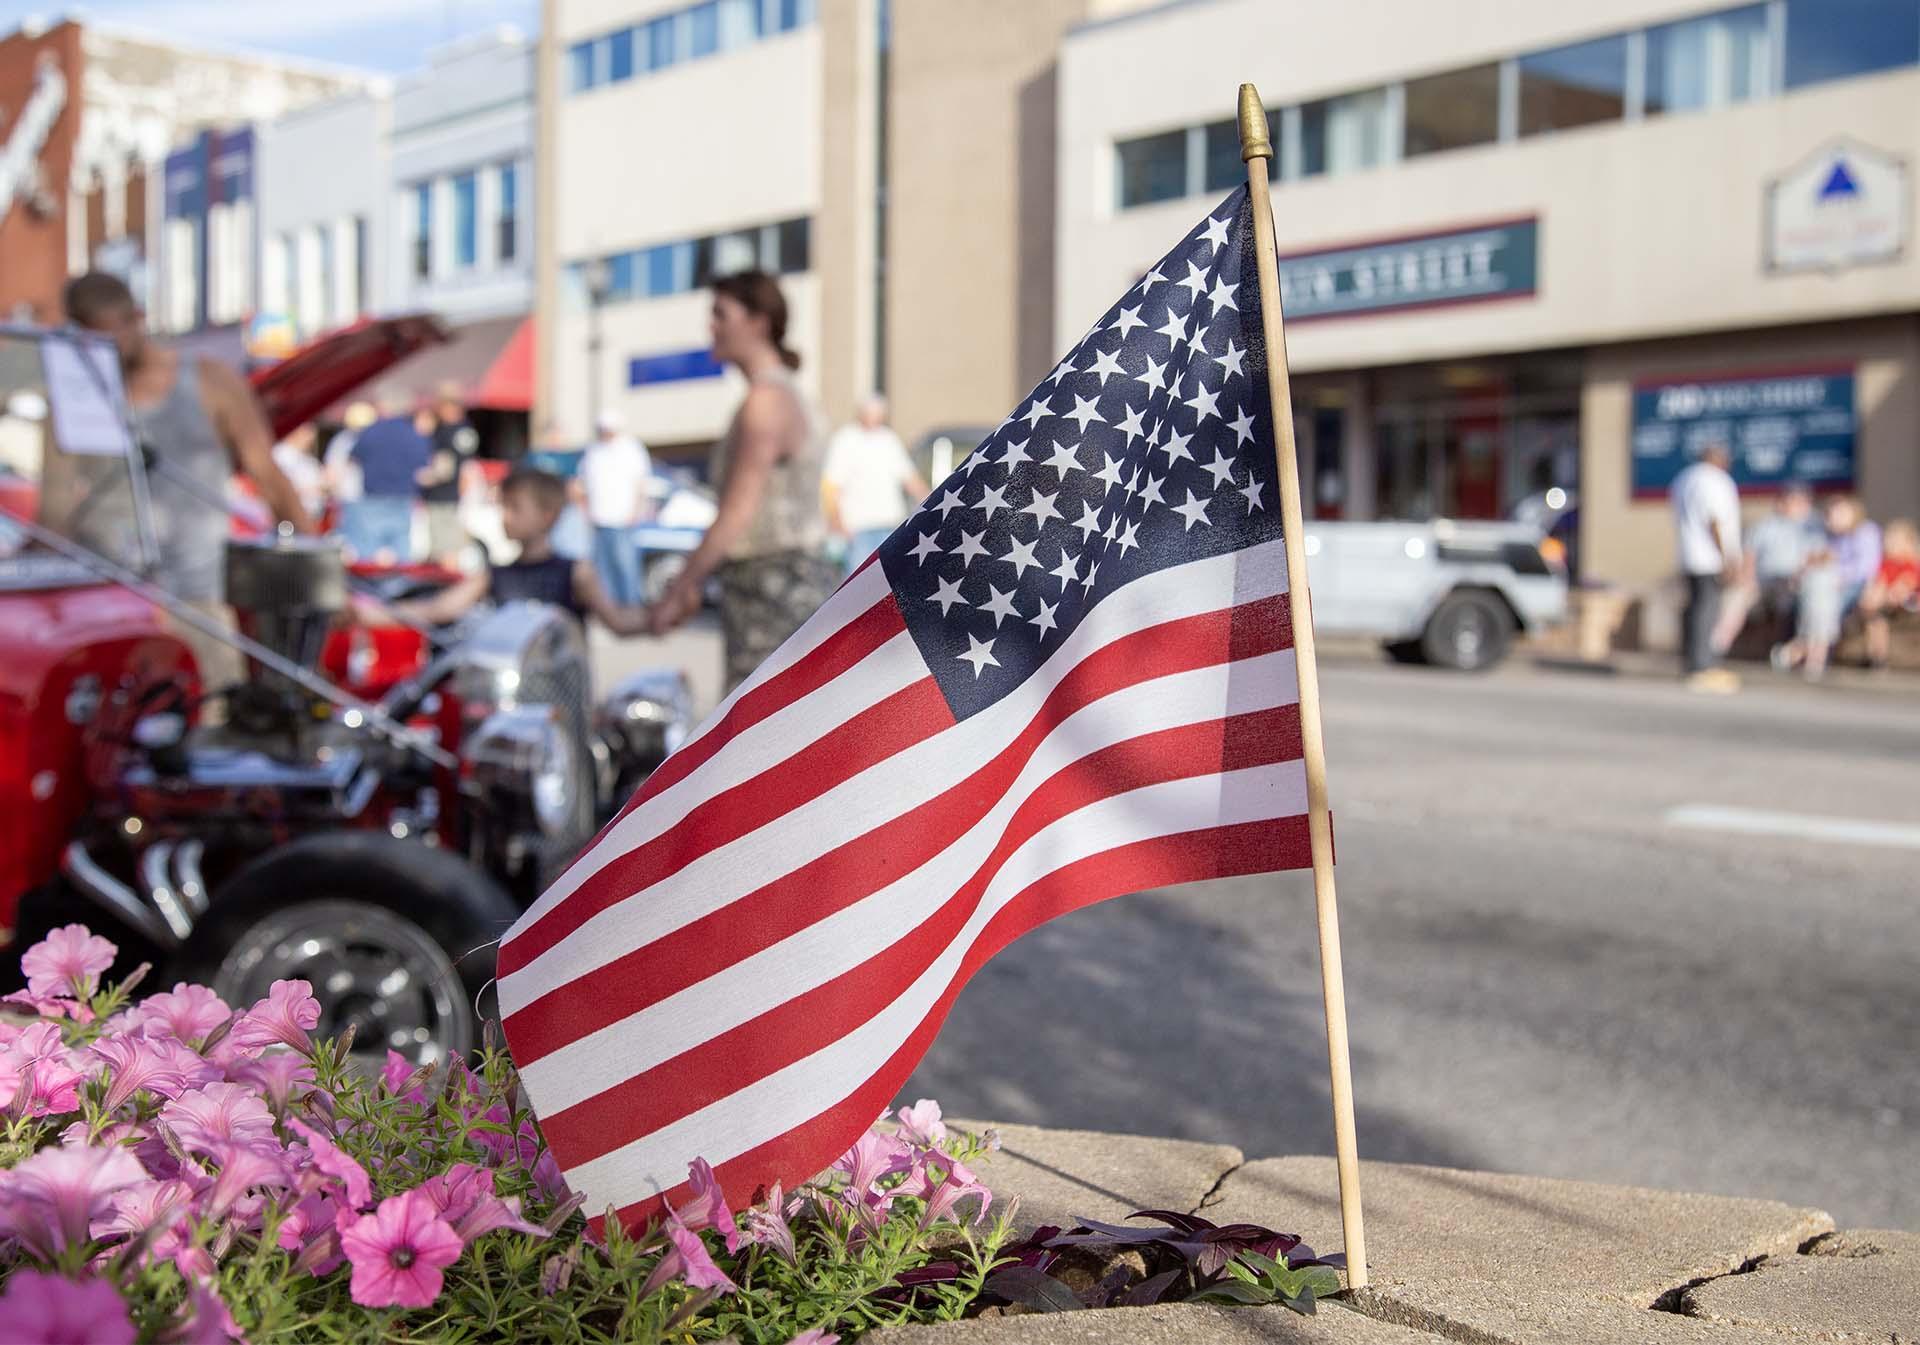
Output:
(1816, 159), (1860, 201)
(1766, 138), (1907, 273)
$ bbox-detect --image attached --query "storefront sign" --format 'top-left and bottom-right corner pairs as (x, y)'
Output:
(1765, 139), (1907, 273)
(1277, 217), (1538, 322)
(1630, 368), (1855, 497)
(628, 348), (724, 387)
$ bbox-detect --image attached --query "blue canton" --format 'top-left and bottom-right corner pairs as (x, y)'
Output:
(876, 187), (1283, 720)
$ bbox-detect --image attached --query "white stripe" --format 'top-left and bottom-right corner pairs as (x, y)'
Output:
(1664, 805), (1920, 851)
(512, 569), (908, 932)
(499, 540), (1290, 1011)
(560, 759), (1309, 1208)
(702, 562), (893, 727)
(519, 648), (1299, 1111)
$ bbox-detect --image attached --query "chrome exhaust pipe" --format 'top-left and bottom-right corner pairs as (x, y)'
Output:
(61, 842), (182, 950)
(139, 842), (195, 943)
(172, 839), (209, 919)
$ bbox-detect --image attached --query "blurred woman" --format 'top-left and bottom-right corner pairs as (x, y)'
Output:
(648, 271), (832, 690)
(1860, 518), (1919, 670)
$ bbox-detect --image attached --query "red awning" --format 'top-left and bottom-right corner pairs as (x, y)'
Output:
(249, 314), (450, 440)
(376, 316), (534, 414)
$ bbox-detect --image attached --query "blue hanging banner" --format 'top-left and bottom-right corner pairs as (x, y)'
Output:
(1631, 367), (1856, 498)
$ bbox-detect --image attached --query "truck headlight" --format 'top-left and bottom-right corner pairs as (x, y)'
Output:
(467, 705), (574, 838)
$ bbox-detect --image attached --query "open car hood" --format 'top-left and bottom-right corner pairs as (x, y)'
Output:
(249, 315), (450, 439)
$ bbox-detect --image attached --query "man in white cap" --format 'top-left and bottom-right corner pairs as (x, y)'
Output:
(580, 409), (652, 606)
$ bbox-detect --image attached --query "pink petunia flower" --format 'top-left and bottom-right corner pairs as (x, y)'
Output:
(894, 1098), (948, 1149)
(277, 1192), (349, 1276)
(91, 1035), (213, 1113)
(227, 980), (321, 1057)
(530, 1148), (570, 1204)
(138, 984), (232, 1048)
(200, 1141), (292, 1223)
(16, 1052), (86, 1117)
(0, 1270), (135, 1345)
(380, 1050), (431, 1104)
(91, 1177), (194, 1244)
(225, 1051), (315, 1115)
(159, 1082), (276, 1155)
(744, 1181), (797, 1263)
(0, 1143), (147, 1258)
(20, 925), (117, 1001)
(681, 1157), (743, 1253)
(913, 1168), (991, 1229)
(832, 1129), (914, 1208)
(783, 1331), (841, 1345)
(339, 1190), (465, 1309)
(0, 989), (88, 1020)
(287, 1118), (372, 1210)
(640, 1210), (739, 1296)
(161, 1279), (245, 1344)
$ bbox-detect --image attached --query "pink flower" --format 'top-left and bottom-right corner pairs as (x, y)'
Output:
(380, 1050), (430, 1104)
(0, 1270), (135, 1345)
(784, 1332), (841, 1345)
(228, 980), (321, 1056)
(278, 1193), (349, 1276)
(530, 1148), (570, 1204)
(287, 1118), (372, 1210)
(681, 1157), (743, 1253)
(200, 1141), (292, 1222)
(915, 1168), (991, 1228)
(91, 1035), (212, 1112)
(412, 1163), (543, 1243)
(832, 1129), (913, 1208)
(640, 1210), (739, 1296)
(16, 1053), (85, 1117)
(339, 1190), (465, 1309)
(744, 1181), (796, 1262)
(225, 1051), (315, 1114)
(161, 1279), (244, 1344)
(139, 984), (232, 1047)
(0, 989), (87, 1020)
(894, 1098), (948, 1149)
(20, 925), (117, 1001)
(160, 1082), (276, 1154)
(0, 1143), (147, 1258)
(466, 1103), (513, 1164)
(91, 1178), (193, 1244)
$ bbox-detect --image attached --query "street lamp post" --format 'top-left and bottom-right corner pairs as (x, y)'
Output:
(582, 256), (613, 432)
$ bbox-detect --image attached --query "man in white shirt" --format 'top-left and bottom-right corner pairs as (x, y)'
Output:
(823, 394), (928, 575)
(1671, 439), (1742, 690)
(580, 410), (653, 606)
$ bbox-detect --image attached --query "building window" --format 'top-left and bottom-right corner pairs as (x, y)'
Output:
(497, 162), (518, 264)
(712, 229), (759, 277)
(646, 15), (678, 69)
(339, 217), (364, 322)
(607, 27), (635, 82)
(315, 223), (334, 327)
(718, 0), (760, 49)
(776, 216), (810, 272)
(353, 216), (369, 314)
(689, 2), (720, 58)
(1404, 63), (1501, 156)
(1202, 119), (1247, 193)
(1115, 129), (1188, 209)
(264, 233), (292, 319)
(1784, 0), (1920, 88)
(412, 182), (432, 280)
(452, 172), (478, 269)
(296, 226), (325, 334)
(768, 0), (814, 30)
(1645, 4), (1774, 114)
(1518, 35), (1628, 135)
(568, 40), (595, 92)
(1299, 88), (1392, 178)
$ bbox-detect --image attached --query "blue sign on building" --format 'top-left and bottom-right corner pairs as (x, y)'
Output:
(628, 347), (725, 387)
(1277, 217), (1539, 322)
(163, 128), (255, 333)
(1631, 368), (1856, 497)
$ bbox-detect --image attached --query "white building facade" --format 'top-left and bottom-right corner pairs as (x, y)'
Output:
(255, 89), (392, 344)
(1058, 0), (1920, 587)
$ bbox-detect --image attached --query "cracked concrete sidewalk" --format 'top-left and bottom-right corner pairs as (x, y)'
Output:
(874, 1122), (1913, 1344)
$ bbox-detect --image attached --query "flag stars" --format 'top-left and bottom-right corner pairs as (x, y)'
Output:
(1199, 448), (1238, 489)
(1020, 488), (1063, 529)
(1002, 535), (1042, 578)
(1093, 452), (1126, 493)
(1156, 426), (1195, 466)
(1029, 597), (1060, 638)
(929, 574), (968, 615)
(1133, 355), (1169, 396)
(1215, 340), (1246, 383)
(979, 585), (1021, 628)
(1177, 259), (1210, 304)
(1116, 404), (1149, 447)
(1019, 398), (1053, 429)
(976, 482), (1010, 519)
(1111, 305), (1146, 339)
(1137, 264), (1166, 295)
(956, 633), (1000, 679)
(1042, 440), (1083, 481)
(1228, 407), (1256, 447)
(1185, 325), (1210, 361)
(952, 529), (990, 566)
(908, 531), (943, 565)
(1137, 473), (1167, 511)
(933, 487), (966, 519)
(1184, 382), (1222, 423)
(1205, 277), (1239, 315)
(1237, 476), (1267, 514)
(1064, 394), (1105, 433)
(1154, 309), (1190, 348)
(1086, 348), (1126, 385)
(1072, 501), (1104, 541)
(1172, 489), (1214, 531)
(1049, 547), (1082, 590)
(1115, 518), (1143, 555)
(1199, 214), (1232, 251)
(1000, 437), (1033, 471)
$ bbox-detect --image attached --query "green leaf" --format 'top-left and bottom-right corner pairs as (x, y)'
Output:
(1191, 1279), (1277, 1306)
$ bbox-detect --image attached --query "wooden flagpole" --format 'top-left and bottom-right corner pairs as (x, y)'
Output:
(1238, 83), (1370, 1291)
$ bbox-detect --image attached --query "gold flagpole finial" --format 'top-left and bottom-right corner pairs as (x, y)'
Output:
(1238, 83), (1272, 162)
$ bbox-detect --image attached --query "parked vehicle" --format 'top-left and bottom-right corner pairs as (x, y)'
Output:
(0, 324), (694, 1071)
(1306, 519), (1567, 670)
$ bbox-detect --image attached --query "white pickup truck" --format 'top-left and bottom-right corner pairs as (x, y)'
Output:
(1303, 519), (1568, 670)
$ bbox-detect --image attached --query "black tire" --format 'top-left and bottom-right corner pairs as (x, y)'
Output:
(1383, 639), (1427, 665)
(1421, 590), (1514, 671)
(180, 833), (519, 1071)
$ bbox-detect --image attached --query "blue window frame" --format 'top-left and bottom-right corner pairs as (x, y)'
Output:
(1645, 4), (1774, 114)
(646, 15), (678, 69)
(497, 162), (518, 264)
(609, 252), (637, 301)
(1518, 35), (1628, 136)
(452, 172), (478, 269)
(567, 40), (595, 92)
(1785, 0), (1920, 88)
(688, 2), (720, 58)
(607, 27), (635, 82)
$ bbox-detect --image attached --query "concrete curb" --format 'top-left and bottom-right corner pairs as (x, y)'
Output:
(869, 1122), (1906, 1343)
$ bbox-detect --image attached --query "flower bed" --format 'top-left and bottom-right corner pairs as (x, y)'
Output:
(0, 926), (1337, 1343)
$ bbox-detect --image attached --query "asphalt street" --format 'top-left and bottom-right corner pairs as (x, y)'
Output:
(899, 655), (1920, 1232)
(595, 624), (1919, 1229)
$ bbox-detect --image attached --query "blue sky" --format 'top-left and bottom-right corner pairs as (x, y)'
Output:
(0, 0), (541, 73)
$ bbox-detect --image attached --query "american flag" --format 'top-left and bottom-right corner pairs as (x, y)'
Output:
(497, 185), (1312, 1228)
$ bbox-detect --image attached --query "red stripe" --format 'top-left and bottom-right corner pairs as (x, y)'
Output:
(512, 594), (906, 937)
(587, 813), (1314, 1233)
(500, 662), (943, 977)
(503, 596), (1293, 1062)
(537, 703), (1303, 1166)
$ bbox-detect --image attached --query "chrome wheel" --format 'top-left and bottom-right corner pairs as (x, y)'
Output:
(211, 899), (475, 1072)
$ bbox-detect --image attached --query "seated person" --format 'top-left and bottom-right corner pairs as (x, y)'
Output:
(356, 466), (649, 635)
(1861, 518), (1919, 670)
